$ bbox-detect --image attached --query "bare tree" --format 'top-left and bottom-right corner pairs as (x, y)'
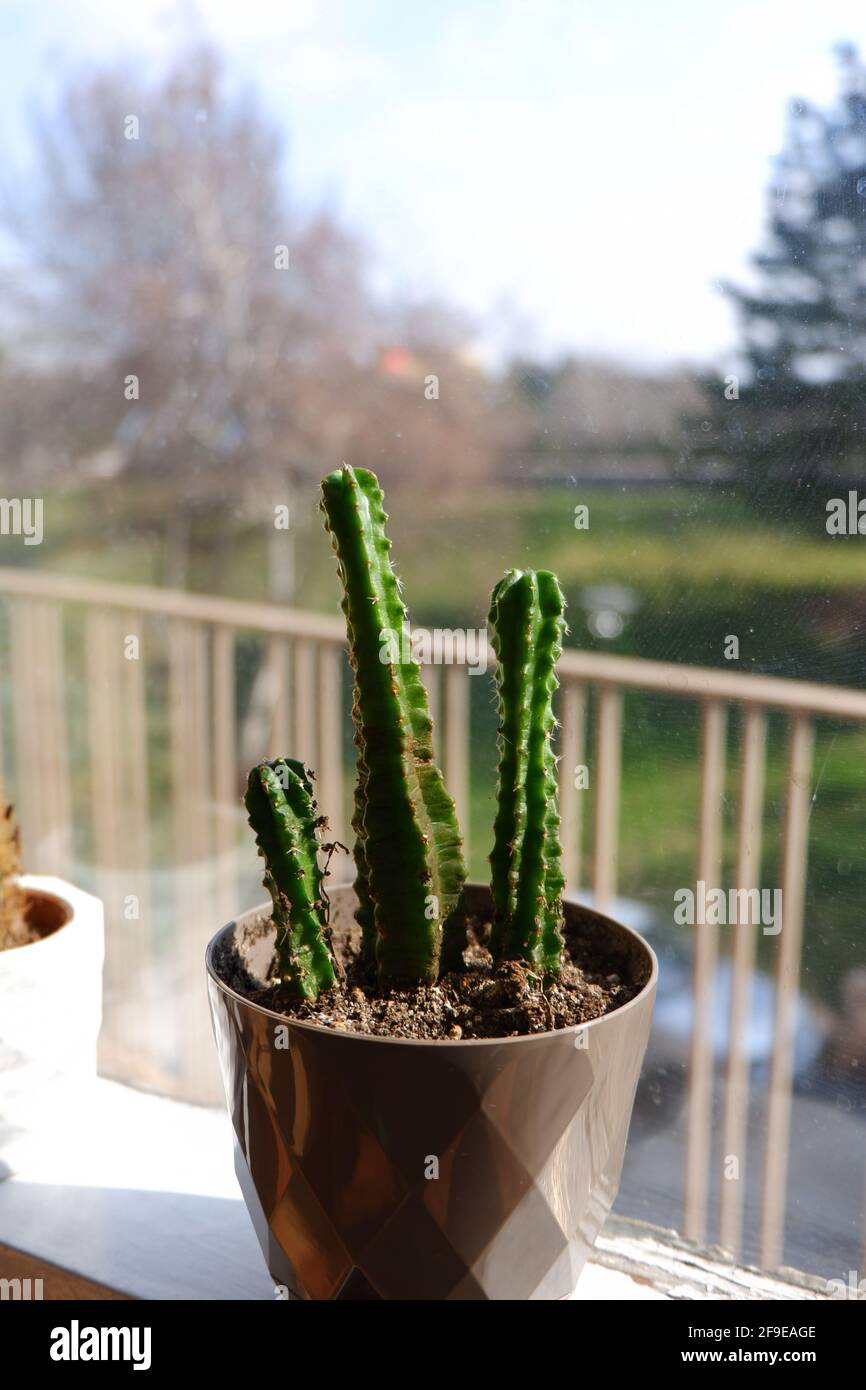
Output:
(1, 44), (380, 581)
(0, 41), (502, 582)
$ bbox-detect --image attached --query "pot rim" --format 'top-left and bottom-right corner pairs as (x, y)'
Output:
(205, 886), (658, 1049)
(0, 883), (72, 954)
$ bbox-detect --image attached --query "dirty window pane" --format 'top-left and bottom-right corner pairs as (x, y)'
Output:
(1, 4), (864, 1291)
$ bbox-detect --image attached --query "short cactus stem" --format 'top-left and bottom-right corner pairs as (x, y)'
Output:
(244, 758), (337, 1001)
(488, 568), (567, 976)
(321, 464), (466, 985)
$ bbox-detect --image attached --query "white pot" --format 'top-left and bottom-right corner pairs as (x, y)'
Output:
(0, 875), (104, 1173)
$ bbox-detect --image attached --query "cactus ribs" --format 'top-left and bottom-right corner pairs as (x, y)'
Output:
(238, 464), (635, 1035)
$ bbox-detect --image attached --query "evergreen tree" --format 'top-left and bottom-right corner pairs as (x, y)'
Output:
(696, 45), (866, 502)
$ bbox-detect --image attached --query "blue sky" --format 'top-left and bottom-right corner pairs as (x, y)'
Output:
(2, 0), (865, 368)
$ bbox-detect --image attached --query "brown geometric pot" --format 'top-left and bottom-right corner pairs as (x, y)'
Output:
(206, 884), (657, 1301)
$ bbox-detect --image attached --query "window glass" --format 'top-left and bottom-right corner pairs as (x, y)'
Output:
(2, 2), (864, 1284)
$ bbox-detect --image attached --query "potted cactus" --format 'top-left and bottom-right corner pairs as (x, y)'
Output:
(0, 787), (104, 1173)
(207, 465), (657, 1301)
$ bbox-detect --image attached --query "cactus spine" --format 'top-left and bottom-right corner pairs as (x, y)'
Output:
(489, 569), (567, 976)
(321, 465), (466, 984)
(244, 758), (336, 1000)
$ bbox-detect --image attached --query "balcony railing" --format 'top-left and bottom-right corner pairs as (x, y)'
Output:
(2, 566), (865, 1273)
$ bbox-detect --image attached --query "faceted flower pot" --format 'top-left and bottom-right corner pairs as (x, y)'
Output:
(0, 875), (104, 1173)
(206, 883), (657, 1301)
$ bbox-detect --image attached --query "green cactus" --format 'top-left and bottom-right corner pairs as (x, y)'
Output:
(488, 568), (567, 976)
(243, 474), (574, 1004)
(244, 758), (337, 1000)
(320, 464), (467, 984)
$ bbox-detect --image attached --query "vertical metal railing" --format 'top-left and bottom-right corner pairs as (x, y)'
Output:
(760, 713), (814, 1267)
(9, 597), (72, 878)
(592, 684), (622, 910)
(553, 648), (866, 1271)
(211, 625), (238, 926)
(684, 699), (728, 1242)
(558, 682), (586, 891)
(1, 568), (865, 1258)
(719, 706), (767, 1255)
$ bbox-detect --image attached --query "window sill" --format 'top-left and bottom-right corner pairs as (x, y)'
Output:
(0, 1080), (829, 1301)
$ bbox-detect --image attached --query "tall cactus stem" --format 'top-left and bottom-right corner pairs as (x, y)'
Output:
(321, 465), (466, 984)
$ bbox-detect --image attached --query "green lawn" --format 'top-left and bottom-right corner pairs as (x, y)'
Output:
(8, 479), (866, 1005)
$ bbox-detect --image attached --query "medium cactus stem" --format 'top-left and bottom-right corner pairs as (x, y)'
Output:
(535, 570), (567, 967)
(244, 758), (336, 1000)
(488, 569), (567, 975)
(321, 465), (466, 984)
(488, 569), (533, 936)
